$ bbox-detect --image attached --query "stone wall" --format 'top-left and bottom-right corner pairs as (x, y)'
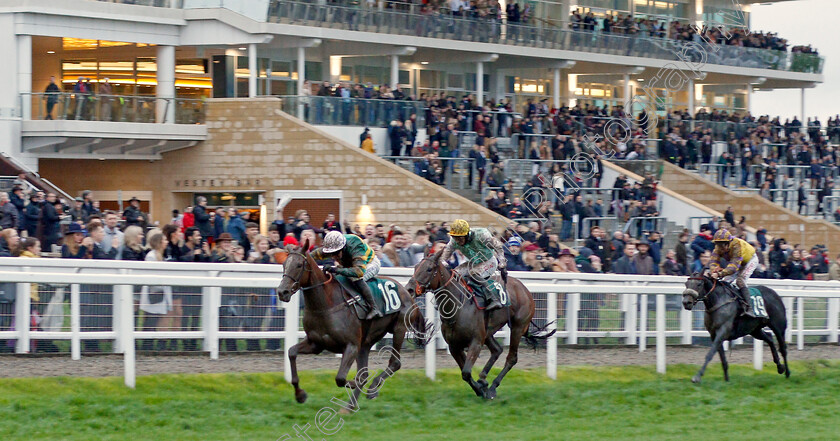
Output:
(659, 162), (840, 251)
(39, 98), (506, 233)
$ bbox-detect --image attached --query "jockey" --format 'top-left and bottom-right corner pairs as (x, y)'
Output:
(312, 230), (383, 320)
(440, 219), (507, 311)
(709, 228), (758, 317)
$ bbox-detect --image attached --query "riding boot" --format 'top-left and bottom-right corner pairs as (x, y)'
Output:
(738, 285), (757, 317)
(484, 284), (503, 311)
(353, 279), (382, 320)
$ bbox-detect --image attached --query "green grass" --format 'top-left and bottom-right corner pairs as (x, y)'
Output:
(22, 292), (836, 439)
(1, 361), (839, 441)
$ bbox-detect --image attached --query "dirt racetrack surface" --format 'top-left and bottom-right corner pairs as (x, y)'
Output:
(1, 344), (838, 378)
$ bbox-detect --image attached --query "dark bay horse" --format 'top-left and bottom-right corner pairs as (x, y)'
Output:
(413, 249), (538, 400)
(276, 240), (428, 407)
(682, 272), (790, 384)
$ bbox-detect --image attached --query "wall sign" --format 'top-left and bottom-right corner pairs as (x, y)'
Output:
(175, 179), (261, 188)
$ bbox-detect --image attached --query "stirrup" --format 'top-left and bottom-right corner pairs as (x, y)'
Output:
(364, 308), (382, 320)
(740, 302), (756, 317)
(486, 298), (503, 311)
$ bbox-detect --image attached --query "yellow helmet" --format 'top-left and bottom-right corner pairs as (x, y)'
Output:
(449, 219), (470, 237)
(713, 228), (733, 243)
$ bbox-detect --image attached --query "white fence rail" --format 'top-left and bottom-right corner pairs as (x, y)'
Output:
(0, 258), (838, 387)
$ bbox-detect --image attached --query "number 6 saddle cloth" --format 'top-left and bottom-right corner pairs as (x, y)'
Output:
(335, 275), (403, 320)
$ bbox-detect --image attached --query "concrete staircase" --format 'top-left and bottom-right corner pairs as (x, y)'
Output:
(659, 161), (840, 251)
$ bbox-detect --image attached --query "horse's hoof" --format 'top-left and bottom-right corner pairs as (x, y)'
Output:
(785, 370), (791, 378)
(338, 406), (355, 415)
(473, 387), (484, 397)
(295, 390), (308, 404)
(691, 375), (702, 384)
(476, 379), (488, 389)
(777, 365), (786, 375)
(483, 387), (497, 400)
(366, 390), (379, 400)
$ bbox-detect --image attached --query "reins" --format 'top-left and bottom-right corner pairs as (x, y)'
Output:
(686, 275), (736, 312)
(283, 251), (334, 292)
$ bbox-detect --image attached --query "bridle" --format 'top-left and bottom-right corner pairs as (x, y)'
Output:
(685, 275), (717, 307)
(413, 258), (457, 296)
(280, 251), (333, 293)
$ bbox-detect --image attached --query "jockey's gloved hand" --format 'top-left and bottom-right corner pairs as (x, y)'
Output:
(500, 267), (508, 283)
(323, 265), (337, 275)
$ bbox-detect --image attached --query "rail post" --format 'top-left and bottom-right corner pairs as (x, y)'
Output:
(15, 280), (30, 354)
(796, 297), (804, 350)
(827, 297), (839, 343)
(284, 289), (300, 383)
(70, 283), (80, 360)
(655, 293), (666, 374)
(425, 293), (436, 380)
(116, 281), (135, 389)
(547, 291), (557, 380)
(639, 293), (648, 352)
(203, 285), (221, 359)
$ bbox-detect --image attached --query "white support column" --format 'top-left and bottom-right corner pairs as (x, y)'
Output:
(553, 68), (561, 110)
(297, 46), (306, 119)
(284, 290), (300, 383)
(156, 45), (175, 124)
(297, 47), (306, 94)
(476, 62), (484, 107)
(745, 83), (752, 115)
(567, 73), (577, 108)
(800, 88), (806, 124)
(623, 74), (631, 108)
(18, 34), (32, 121)
(688, 79), (695, 114)
(391, 55), (400, 90)
(494, 69), (505, 103)
(248, 44), (258, 98)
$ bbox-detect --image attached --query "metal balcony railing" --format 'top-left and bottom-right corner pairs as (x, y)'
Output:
(267, 0), (824, 74)
(21, 93), (206, 124)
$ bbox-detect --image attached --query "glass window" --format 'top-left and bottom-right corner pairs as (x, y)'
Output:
(447, 74), (464, 90)
(194, 192), (262, 207)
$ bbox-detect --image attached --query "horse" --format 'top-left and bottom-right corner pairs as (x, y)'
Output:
(682, 271), (790, 384)
(276, 239), (429, 407)
(413, 248), (539, 400)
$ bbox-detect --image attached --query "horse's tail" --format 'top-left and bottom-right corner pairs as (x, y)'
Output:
(523, 320), (556, 350)
(410, 303), (434, 348)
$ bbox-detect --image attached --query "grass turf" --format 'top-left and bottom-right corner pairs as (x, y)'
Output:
(1, 361), (838, 441)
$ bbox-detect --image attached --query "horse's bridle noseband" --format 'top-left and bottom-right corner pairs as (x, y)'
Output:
(281, 251), (333, 293)
(413, 259), (456, 296)
(685, 276), (717, 306)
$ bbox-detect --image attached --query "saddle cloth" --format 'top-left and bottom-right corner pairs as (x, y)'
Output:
(335, 275), (402, 319)
(746, 286), (769, 318)
(463, 276), (511, 310)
